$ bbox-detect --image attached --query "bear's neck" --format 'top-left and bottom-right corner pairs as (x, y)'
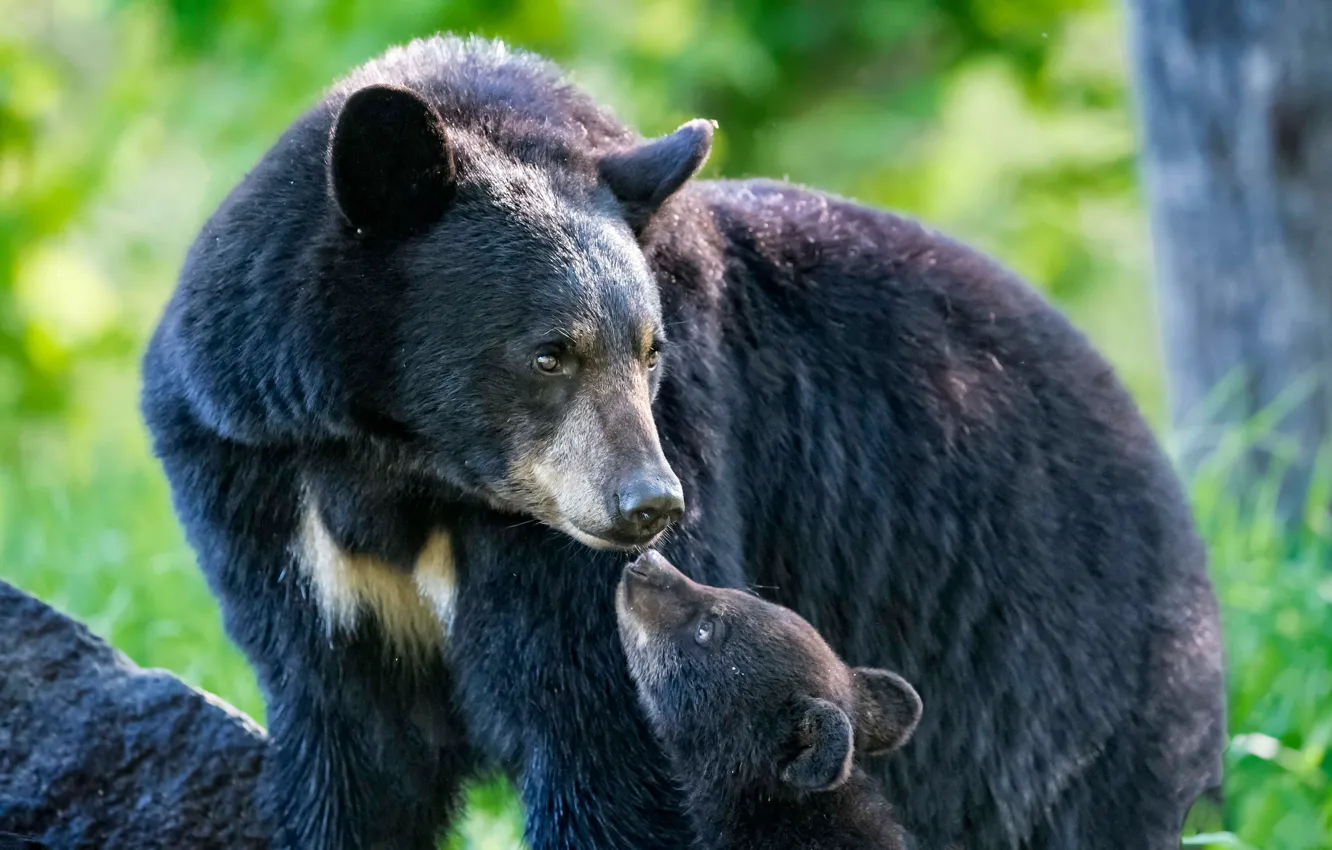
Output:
(684, 766), (904, 850)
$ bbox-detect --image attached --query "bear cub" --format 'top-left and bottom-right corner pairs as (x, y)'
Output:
(617, 550), (923, 850)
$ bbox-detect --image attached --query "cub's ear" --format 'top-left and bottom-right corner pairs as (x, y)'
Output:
(328, 84), (455, 236)
(600, 119), (714, 232)
(781, 697), (854, 792)
(852, 668), (923, 757)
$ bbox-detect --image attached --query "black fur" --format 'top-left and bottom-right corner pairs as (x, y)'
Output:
(141, 34), (1226, 850)
(614, 549), (922, 849)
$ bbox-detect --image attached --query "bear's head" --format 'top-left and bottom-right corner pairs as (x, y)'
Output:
(327, 83), (713, 549)
(160, 40), (715, 551)
(616, 550), (923, 795)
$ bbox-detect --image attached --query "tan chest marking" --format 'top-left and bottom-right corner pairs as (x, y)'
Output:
(297, 501), (456, 659)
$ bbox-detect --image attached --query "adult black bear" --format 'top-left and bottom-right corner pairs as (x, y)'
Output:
(617, 549), (922, 850)
(142, 34), (1225, 850)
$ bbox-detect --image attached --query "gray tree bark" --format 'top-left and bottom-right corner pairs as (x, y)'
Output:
(0, 579), (270, 849)
(1126, 0), (1332, 521)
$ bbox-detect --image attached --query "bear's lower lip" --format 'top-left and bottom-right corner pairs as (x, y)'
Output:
(560, 520), (663, 552)
(606, 534), (663, 551)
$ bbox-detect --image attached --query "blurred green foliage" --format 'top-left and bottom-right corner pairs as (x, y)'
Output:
(0, 1), (1327, 848)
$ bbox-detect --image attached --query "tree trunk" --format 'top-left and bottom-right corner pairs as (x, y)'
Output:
(1126, 0), (1332, 521)
(0, 580), (270, 848)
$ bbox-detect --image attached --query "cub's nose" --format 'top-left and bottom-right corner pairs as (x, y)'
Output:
(623, 550), (690, 597)
(626, 549), (679, 582)
(613, 477), (685, 543)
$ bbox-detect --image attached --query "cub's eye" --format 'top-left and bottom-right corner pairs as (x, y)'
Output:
(694, 619), (714, 646)
(645, 347), (661, 371)
(534, 353), (562, 374)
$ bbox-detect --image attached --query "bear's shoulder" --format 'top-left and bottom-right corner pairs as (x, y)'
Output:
(683, 177), (1065, 334)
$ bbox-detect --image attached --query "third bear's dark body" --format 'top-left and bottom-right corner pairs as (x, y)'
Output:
(142, 36), (1225, 850)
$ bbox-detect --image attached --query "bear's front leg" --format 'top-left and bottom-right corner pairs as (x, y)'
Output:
(155, 434), (478, 849)
(251, 477), (478, 850)
(257, 629), (474, 850)
(449, 521), (695, 850)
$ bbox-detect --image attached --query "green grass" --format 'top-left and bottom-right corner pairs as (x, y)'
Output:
(0, 422), (527, 849)
(1184, 459), (1332, 850)
(1, 420), (1328, 849)
(0, 433), (263, 719)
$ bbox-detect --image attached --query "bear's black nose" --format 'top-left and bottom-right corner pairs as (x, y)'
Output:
(614, 478), (685, 542)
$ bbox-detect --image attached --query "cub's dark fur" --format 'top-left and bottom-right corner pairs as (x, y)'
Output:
(142, 34), (1225, 850)
(618, 550), (922, 850)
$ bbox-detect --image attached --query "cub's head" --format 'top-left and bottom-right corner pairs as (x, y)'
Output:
(616, 551), (922, 795)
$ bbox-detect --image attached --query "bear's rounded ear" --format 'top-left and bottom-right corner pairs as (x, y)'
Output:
(851, 668), (923, 757)
(328, 84), (455, 236)
(780, 697), (854, 793)
(599, 119), (714, 233)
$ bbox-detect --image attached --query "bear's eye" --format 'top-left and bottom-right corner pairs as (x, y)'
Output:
(694, 618), (714, 646)
(534, 353), (563, 374)
(645, 347), (661, 371)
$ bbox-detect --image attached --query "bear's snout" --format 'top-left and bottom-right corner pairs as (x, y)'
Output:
(612, 475), (685, 543)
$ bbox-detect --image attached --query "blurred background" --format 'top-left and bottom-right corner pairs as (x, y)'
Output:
(1, 1), (1328, 848)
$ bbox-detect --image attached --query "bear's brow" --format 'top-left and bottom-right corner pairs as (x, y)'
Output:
(553, 321), (598, 356)
(638, 325), (656, 356)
